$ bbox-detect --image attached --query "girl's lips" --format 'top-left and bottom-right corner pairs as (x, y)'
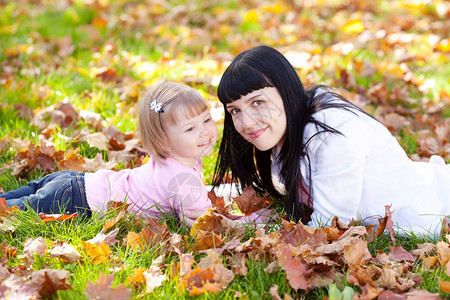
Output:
(198, 139), (211, 147)
(248, 127), (267, 139)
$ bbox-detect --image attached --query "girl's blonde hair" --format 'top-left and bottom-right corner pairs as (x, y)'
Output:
(138, 81), (209, 163)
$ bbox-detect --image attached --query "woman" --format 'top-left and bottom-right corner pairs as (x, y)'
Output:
(212, 45), (449, 235)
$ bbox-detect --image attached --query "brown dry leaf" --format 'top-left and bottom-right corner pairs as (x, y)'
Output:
(38, 213), (78, 223)
(389, 245), (415, 262)
(385, 204), (396, 243)
(87, 228), (119, 246)
(232, 186), (268, 215)
(436, 241), (450, 266)
(0, 272), (40, 299)
(30, 269), (72, 297)
(80, 241), (111, 264)
(404, 288), (441, 299)
(410, 243), (435, 257)
(58, 150), (86, 171)
(343, 239), (371, 266)
(191, 228), (224, 251)
(376, 267), (397, 290)
(50, 241), (81, 263)
(140, 219), (170, 245)
(23, 236), (47, 266)
(276, 244), (309, 291)
(231, 253), (248, 276)
(359, 283), (383, 299)
(208, 190), (228, 215)
(270, 284), (282, 300)
(85, 273), (131, 300)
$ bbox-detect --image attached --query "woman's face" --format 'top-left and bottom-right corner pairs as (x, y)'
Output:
(225, 87), (287, 151)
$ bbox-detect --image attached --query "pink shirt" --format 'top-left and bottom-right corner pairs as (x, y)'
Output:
(84, 157), (212, 224)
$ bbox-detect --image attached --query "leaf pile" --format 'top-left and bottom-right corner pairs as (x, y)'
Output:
(1, 196), (450, 298)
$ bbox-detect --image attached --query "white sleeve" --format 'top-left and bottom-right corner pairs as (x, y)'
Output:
(307, 119), (367, 227)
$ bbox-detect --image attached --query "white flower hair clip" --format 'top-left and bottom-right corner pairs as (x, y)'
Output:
(150, 99), (163, 113)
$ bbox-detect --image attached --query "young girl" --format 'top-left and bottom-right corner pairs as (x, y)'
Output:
(213, 45), (450, 236)
(3, 82), (219, 227)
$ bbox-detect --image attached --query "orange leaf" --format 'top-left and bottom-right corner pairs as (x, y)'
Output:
(125, 268), (146, 288)
(126, 231), (143, 250)
(38, 213), (78, 223)
(439, 279), (450, 293)
(0, 197), (18, 216)
(81, 241), (111, 264)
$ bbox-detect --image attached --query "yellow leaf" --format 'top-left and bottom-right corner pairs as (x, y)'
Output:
(342, 20), (365, 34)
(244, 10), (258, 23)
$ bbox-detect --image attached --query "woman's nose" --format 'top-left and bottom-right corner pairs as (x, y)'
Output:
(241, 110), (257, 129)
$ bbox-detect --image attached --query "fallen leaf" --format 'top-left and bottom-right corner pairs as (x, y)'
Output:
(80, 241), (111, 264)
(30, 269), (72, 296)
(87, 228), (120, 246)
(276, 244), (309, 291)
(23, 236), (47, 266)
(85, 273), (131, 300)
(50, 242), (81, 263)
(232, 186), (268, 215)
(38, 213), (78, 223)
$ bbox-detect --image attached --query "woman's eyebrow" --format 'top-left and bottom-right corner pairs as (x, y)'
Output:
(226, 93), (262, 109)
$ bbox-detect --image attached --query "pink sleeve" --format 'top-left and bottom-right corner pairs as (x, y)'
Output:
(166, 165), (212, 227)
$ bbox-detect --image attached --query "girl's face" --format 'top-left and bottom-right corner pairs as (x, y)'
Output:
(225, 87), (287, 151)
(164, 109), (218, 168)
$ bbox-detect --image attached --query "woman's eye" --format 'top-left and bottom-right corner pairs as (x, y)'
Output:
(229, 109), (239, 115)
(252, 100), (263, 107)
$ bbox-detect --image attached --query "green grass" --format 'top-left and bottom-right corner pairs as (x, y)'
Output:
(1, 0), (449, 299)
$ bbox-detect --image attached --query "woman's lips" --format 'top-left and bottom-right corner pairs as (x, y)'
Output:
(248, 127), (267, 139)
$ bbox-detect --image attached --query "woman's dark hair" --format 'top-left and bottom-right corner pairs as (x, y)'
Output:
(212, 45), (357, 223)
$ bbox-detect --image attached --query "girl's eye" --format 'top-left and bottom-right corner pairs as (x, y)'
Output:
(185, 127), (194, 132)
(204, 117), (211, 123)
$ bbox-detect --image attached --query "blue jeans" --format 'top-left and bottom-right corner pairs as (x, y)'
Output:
(2, 171), (92, 217)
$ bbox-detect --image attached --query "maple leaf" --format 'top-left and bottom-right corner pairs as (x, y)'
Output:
(276, 244), (310, 291)
(0, 198), (19, 217)
(30, 269), (72, 297)
(405, 288), (441, 299)
(38, 212), (78, 223)
(80, 241), (111, 264)
(0, 271), (40, 299)
(232, 186), (268, 215)
(58, 150), (86, 171)
(438, 279), (450, 293)
(50, 241), (81, 263)
(85, 273), (131, 300)
(23, 236), (47, 266)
